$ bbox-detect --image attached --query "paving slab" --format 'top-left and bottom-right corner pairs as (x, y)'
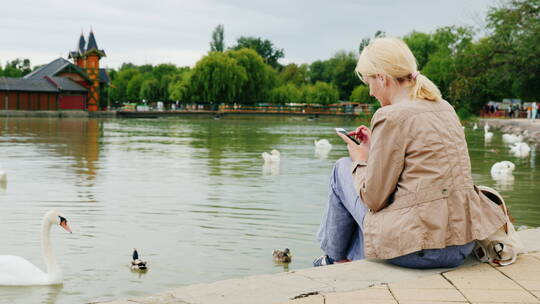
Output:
(443, 263), (524, 290)
(495, 255), (540, 292)
(388, 274), (454, 289)
(389, 287), (467, 302)
(323, 285), (397, 303)
(459, 288), (539, 303)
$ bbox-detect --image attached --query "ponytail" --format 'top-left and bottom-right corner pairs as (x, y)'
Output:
(410, 73), (442, 102)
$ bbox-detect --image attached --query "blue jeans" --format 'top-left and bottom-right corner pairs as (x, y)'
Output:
(317, 157), (474, 268)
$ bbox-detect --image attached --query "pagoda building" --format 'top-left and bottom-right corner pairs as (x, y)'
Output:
(69, 30), (107, 111)
(0, 30), (109, 111)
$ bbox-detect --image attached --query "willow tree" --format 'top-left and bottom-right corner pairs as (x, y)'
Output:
(268, 84), (303, 103)
(188, 52), (247, 103)
(350, 85), (376, 103)
(304, 81), (340, 105)
(227, 48), (276, 104)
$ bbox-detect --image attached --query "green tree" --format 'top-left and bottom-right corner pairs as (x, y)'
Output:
(188, 52), (247, 103)
(304, 81), (339, 105)
(268, 84), (303, 103)
(279, 63), (309, 86)
(231, 36), (284, 69)
(350, 85), (377, 103)
(403, 31), (437, 70)
(327, 50), (358, 100)
(140, 78), (160, 101)
(308, 60), (331, 83)
(110, 67), (139, 103)
(2, 58), (32, 77)
(152, 63), (183, 100)
(484, 0), (540, 100)
(168, 71), (192, 102)
(126, 73), (144, 101)
(227, 48), (276, 104)
(308, 51), (358, 100)
(421, 26), (474, 102)
(210, 24), (225, 52)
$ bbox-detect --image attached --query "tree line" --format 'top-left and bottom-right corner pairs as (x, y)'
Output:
(1, 0), (538, 114)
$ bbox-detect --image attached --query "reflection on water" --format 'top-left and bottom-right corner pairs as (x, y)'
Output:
(0, 116), (539, 304)
(262, 163), (280, 176)
(0, 285), (63, 304)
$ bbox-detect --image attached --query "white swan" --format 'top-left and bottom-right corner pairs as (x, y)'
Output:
(510, 142), (531, 158)
(502, 133), (523, 144)
(484, 125), (493, 142)
(314, 139), (332, 159)
(0, 209), (72, 286)
(490, 161), (515, 181)
(262, 149), (280, 163)
(473, 123), (478, 130)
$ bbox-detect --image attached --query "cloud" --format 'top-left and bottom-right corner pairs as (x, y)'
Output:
(0, 0), (494, 69)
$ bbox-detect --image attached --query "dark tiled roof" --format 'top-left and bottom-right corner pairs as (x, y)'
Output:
(0, 77), (58, 92)
(0, 77), (87, 93)
(24, 58), (90, 82)
(51, 77), (87, 92)
(68, 34), (86, 59)
(78, 34), (86, 54)
(86, 31), (98, 51)
(85, 31), (106, 57)
(24, 58), (70, 79)
(99, 68), (110, 84)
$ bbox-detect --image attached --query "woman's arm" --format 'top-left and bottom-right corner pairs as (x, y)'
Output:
(351, 111), (405, 212)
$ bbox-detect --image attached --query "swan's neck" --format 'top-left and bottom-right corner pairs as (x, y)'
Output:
(41, 218), (62, 281)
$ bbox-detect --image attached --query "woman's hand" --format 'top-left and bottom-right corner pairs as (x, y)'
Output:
(336, 126), (371, 162)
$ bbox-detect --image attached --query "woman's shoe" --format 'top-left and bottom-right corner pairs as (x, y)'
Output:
(313, 254), (334, 267)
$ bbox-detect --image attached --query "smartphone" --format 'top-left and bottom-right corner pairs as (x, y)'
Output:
(335, 128), (361, 145)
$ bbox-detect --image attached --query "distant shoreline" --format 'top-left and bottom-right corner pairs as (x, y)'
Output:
(480, 118), (540, 143)
(0, 110), (364, 119)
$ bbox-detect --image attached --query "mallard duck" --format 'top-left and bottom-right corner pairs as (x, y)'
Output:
(131, 249), (147, 271)
(272, 248), (292, 263)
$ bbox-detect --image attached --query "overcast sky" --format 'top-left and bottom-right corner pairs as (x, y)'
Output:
(0, 0), (497, 69)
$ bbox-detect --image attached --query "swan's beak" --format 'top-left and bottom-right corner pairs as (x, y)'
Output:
(60, 221), (72, 234)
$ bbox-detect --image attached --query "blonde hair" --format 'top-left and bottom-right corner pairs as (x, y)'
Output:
(355, 37), (442, 102)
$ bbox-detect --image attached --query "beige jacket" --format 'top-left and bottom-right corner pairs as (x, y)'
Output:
(352, 99), (506, 259)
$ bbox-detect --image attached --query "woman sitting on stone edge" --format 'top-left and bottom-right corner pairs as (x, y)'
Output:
(314, 37), (506, 268)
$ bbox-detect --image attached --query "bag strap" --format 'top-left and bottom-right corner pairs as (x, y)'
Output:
(476, 185), (510, 233)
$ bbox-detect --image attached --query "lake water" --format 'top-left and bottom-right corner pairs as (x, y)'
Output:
(0, 116), (538, 304)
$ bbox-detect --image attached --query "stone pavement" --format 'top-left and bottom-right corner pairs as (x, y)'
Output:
(99, 228), (540, 304)
(278, 252), (540, 304)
